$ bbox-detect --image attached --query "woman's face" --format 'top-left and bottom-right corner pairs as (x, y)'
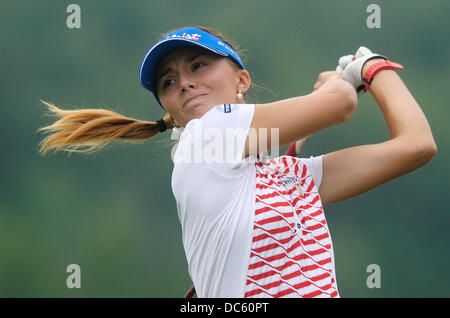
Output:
(155, 46), (250, 128)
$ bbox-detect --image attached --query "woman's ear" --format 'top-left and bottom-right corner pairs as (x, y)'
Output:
(237, 69), (251, 94)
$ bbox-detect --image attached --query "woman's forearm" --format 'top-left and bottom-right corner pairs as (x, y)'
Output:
(363, 60), (437, 152)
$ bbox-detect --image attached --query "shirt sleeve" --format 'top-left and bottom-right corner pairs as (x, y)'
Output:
(301, 155), (324, 188)
(178, 104), (255, 179)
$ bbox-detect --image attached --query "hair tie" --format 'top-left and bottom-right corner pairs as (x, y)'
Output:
(156, 119), (167, 132)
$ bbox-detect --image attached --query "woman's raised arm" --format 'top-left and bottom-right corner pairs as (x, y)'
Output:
(244, 72), (357, 158)
(319, 60), (437, 206)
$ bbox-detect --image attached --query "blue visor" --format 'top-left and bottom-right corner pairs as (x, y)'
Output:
(138, 27), (245, 108)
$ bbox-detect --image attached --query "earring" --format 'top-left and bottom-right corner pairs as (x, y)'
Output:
(237, 90), (243, 99)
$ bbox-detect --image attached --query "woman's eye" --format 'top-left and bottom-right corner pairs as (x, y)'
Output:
(163, 79), (175, 88)
(193, 62), (205, 70)
(160, 62), (206, 89)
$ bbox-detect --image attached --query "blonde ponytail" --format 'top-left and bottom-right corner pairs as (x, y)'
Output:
(37, 100), (175, 155)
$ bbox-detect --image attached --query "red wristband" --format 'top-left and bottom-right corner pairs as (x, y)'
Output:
(362, 60), (404, 91)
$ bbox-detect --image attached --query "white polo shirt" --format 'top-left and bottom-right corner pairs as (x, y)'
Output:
(171, 104), (338, 298)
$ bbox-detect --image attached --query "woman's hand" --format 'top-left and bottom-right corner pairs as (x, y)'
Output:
(313, 71), (346, 91)
(313, 71), (358, 114)
(339, 51), (386, 92)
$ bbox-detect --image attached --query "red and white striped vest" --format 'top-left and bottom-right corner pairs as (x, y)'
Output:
(244, 156), (339, 298)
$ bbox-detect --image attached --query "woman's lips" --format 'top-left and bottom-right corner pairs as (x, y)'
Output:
(183, 94), (206, 107)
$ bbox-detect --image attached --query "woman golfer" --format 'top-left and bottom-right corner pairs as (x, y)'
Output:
(38, 27), (436, 298)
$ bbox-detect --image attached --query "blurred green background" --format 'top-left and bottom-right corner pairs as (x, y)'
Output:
(0, 0), (448, 297)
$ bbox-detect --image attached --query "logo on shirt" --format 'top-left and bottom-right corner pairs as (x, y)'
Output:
(215, 104), (236, 113)
(280, 176), (305, 196)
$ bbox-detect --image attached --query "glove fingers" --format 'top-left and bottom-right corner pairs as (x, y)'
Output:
(338, 55), (354, 69)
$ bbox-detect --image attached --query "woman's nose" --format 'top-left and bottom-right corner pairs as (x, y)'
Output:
(179, 73), (195, 92)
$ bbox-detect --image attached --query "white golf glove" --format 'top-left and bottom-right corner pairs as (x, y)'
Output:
(336, 48), (386, 93)
(335, 54), (354, 74)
